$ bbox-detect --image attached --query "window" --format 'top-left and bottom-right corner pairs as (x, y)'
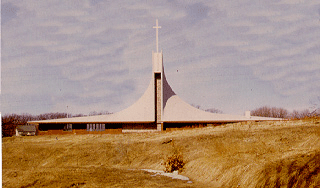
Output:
(64, 124), (72, 131)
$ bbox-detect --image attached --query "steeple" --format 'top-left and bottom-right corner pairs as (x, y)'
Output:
(152, 19), (163, 74)
(153, 19), (161, 53)
(152, 19), (163, 130)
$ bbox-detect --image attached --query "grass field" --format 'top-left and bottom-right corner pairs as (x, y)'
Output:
(3, 118), (320, 187)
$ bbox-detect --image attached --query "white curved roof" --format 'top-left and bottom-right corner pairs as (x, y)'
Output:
(30, 79), (155, 124)
(163, 95), (281, 122)
(30, 69), (281, 124)
(161, 71), (281, 123)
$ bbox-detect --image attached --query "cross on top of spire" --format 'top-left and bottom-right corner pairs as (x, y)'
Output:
(153, 19), (161, 53)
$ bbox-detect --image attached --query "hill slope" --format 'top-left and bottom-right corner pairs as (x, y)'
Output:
(3, 119), (320, 187)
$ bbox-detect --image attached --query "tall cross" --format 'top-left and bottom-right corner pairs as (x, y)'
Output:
(153, 19), (161, 53)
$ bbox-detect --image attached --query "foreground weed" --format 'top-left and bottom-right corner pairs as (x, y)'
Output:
(164, 153), (185, 173)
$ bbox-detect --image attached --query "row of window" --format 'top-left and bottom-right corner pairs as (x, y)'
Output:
(87, 124), (106, 131)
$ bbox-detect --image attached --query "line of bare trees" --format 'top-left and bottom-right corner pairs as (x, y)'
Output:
(191, 104), (223, 114)
(189, 103), (320, 119)
(1, 113), (69, 137)
(1, 111), (112, 137)
(251, 106), (320, 119)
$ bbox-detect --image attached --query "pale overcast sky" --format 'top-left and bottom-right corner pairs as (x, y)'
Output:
(1, 0), (320, 115)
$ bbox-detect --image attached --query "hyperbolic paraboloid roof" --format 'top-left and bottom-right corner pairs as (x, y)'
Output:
(29, 21), (281, 125)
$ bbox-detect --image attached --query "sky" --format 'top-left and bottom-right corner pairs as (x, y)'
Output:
(1, 0), (320, 116)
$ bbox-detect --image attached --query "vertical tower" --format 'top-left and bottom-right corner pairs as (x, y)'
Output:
(153, 52), (163, 131)
(153, 19), (163, 131)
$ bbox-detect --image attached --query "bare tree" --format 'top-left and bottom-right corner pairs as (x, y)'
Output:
(73, 113), (85, 117)
(89, 110), (112, 116)
(310, 96), (320, 116)
(251, 106), (289, 118)
(2, 112), (70, 137)
(290, 109), (311, 119)
(205, 108), (223, 114)
(191, 104), (223, 113)
(2, 113), (38, 137)
(191, 104), (201, 109)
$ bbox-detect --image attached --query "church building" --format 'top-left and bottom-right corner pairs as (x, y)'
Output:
(28, 20), (281, 133)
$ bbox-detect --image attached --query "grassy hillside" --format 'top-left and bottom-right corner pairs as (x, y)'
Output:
(3, 118), (320, 187)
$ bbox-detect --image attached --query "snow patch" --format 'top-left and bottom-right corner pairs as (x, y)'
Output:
(142, 169), (192, 183)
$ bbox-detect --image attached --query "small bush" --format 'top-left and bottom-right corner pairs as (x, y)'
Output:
(164, 153), (185, 173)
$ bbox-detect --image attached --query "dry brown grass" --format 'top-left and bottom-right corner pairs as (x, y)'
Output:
(3, 118), (320, 187)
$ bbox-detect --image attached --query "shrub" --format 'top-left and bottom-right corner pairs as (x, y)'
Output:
(164, 153), (185, 173)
